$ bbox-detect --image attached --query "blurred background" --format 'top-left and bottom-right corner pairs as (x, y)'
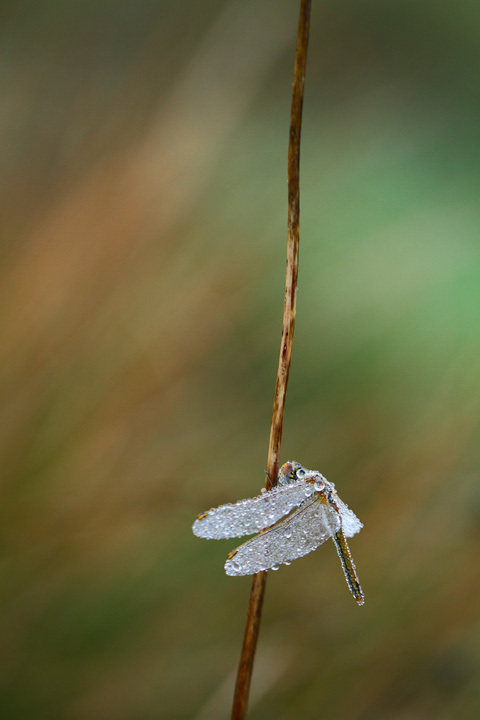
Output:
(1, 1), (479, 718)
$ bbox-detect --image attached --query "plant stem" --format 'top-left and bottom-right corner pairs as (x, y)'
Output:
(231, 2), (312, 718)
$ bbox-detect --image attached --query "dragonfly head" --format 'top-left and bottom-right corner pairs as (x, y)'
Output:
(278, 461), (308, 485)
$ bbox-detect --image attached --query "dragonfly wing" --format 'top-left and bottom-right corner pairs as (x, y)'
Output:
(334, 495), (363, 537)
(193, 479), (316, 539)
(224, 495), (341, 575)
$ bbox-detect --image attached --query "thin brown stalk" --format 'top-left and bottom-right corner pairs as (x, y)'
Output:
(231, 2), (312, 718)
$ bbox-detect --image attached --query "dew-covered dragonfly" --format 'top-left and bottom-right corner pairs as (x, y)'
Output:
(193, 461), (364, 605)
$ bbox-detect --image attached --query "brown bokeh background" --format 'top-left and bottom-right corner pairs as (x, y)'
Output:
(1, 2), (480, 718)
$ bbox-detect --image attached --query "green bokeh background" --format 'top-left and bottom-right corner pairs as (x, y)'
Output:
(1, 1), (480, 718)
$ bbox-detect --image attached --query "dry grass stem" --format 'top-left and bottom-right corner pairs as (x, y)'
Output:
(231, 2), (312, 718)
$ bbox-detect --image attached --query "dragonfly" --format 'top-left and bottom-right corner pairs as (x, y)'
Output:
(193, 461), (364, 605)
